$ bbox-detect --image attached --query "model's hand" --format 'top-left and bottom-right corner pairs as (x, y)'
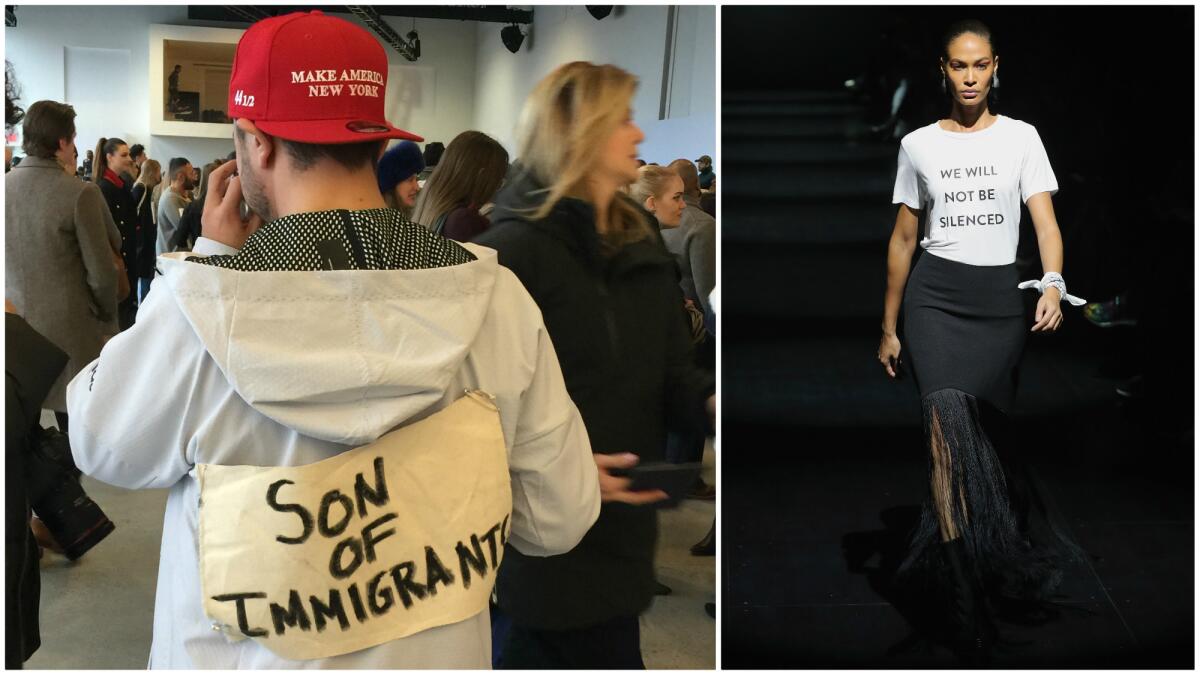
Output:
(878, 332), (902, 378)
(594, 453), (668, 506)
(1032, 288), (1063, 332)
(202, 159), (264, 250)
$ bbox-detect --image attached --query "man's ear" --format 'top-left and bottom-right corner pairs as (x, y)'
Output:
(235, 118), (275, 171)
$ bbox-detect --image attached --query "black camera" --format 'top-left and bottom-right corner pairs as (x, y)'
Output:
(26, 427), (115, 560)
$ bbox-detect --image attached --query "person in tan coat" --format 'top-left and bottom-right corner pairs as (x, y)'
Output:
(5, 100), (120, 424)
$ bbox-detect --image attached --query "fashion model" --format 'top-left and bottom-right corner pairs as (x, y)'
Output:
(876, 20), (1084, 662)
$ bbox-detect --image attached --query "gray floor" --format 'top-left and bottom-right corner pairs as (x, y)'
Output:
(26, 412), (715, 669)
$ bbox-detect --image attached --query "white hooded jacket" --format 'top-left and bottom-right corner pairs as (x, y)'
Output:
(66, 234), (600, 669)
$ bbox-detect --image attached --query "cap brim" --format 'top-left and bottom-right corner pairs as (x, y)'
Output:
(257, 118), (423, 144)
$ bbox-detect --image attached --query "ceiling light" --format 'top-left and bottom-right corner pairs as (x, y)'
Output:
(501, 24), (524, 54)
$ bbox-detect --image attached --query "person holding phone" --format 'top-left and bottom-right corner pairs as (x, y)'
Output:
(876, 20), (1082, 662)
(64, 11), (623, 668)
(477, 62), (716, 668)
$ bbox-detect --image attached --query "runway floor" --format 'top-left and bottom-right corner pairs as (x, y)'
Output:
(723, 395), (1193, 667)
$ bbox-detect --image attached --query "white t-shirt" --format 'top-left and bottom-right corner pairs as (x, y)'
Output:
(892, 115), (1058, 266)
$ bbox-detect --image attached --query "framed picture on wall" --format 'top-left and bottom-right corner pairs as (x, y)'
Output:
(149, 24), (243, 138)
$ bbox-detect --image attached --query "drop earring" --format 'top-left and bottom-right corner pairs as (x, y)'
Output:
(992, 72), (1000, 89)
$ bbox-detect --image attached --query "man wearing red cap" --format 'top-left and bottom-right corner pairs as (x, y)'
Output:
(65, 12), (610, 668)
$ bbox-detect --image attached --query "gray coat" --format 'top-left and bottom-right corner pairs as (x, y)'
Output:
(5, 156), (120, 411)
(661, 195), (716, 316)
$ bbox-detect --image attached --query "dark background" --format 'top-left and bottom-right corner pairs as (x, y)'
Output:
(722, 5), (1193, 668)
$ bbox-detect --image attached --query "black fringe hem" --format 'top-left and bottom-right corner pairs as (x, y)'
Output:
(897, 388), (1082, 605)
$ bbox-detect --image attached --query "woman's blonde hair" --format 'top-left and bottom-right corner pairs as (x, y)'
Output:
(411, 130), (508, 229)
(515, 61), (651, 246)
(629, 165), (681, 209)
(134, 158), (161, 189)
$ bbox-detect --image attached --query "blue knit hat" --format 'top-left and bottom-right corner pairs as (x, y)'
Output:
(377, 140), (425, 194)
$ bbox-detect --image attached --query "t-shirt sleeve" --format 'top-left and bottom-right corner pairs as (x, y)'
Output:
(892, 143), (924, 209)
(1020, 127), (1059, 202)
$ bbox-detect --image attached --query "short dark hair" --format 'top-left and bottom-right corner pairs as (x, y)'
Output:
(21, 100), (76, 159)
(279, 138), (383, 172)
(234, 124), (380, 173)
(130, 143), (145, 160)
(168, 156), (191, 182)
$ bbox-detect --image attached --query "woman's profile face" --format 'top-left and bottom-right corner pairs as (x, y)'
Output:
(393, 174), (420, 208)
(107, 144), (133, 176)
(942, 32), (997, 108)
(651, 174), (686, 228)
(598, 108), (645, 186)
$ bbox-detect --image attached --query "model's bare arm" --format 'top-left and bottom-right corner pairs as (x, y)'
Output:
(879, 204), (920, 377)
(1026, 191), (1064, 332)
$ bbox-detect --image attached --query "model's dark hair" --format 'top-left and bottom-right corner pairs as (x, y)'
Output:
(21, 100), (75, 159)
(942, 19), (995, 58)
(91, 137), (127, 183)
(940, 19), (999, 106)
(6, 60), (24, 133)
(234, 124), (381, 173)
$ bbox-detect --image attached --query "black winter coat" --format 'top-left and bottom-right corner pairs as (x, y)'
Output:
(6, 314), (68, 668)
(477, 172), (714, 629)
(98, 177), (138, 296)
(130, 183), (158, 279)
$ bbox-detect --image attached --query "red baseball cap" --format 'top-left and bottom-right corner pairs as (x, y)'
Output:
(228, 10), (422, 144)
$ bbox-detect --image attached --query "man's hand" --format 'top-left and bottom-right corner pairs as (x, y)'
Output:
(594, 453), (668, 506)
(202, 160), (264, 250)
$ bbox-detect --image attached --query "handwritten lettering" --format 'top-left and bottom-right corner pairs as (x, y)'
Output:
(212, 520), (507, 638)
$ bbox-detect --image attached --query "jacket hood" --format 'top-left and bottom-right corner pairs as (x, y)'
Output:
(490, 168), (595, 244)
(157, 243), (499, 445)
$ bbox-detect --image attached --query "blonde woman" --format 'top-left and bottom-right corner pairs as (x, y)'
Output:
(411, 130), (508, 241)
(131, 158), (161, 300)
(629, 164), (686, 229)
(477, 62), (715, 668)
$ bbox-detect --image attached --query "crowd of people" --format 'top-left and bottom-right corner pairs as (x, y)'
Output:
(5, 10), (716, 670)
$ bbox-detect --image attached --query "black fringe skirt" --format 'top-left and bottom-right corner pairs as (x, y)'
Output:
(898, 252), (1078, 605)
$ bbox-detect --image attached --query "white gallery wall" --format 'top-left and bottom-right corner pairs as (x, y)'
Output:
(6, 5), (714, 170)
(471, 5), (716, 164)
(4, 6), (478, 166)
